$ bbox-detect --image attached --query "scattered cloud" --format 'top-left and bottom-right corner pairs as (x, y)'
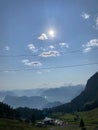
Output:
(22, 59), (42, 67)
(39, 50), (60, 57)
(81, 12), (90, 19)
(59, 43), (69, 48)
(83, 47), (92, 53)
(38, 33), (48, 40)
(93, 16), (98, 30)
(4, 46), (10, 51)
(82, 39), (98, 53)
(28, 44), (36, 51)
(49, 45), (55, 49)
(83, 39), (98, 47)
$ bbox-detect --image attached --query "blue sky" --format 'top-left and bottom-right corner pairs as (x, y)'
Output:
(0, 0), (98, 90)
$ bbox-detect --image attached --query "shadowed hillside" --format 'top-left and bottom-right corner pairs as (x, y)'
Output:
(51, 71), (98, 113)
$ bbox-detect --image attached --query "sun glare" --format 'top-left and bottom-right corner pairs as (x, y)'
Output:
(49, 29), (55, 37)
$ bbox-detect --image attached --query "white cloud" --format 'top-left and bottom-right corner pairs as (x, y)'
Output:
(22, 59), (29, 63)
(28, 44), (36, 51)
(49, 45), (55, 49)
(39, 50), (60, 57)
(86, 39), (98, 47)
(83, 47), (92, 53)
(82, 39), (98, 53)
(4, 46), (10, 51)
(38, 33), (48, 40)
(22, 59), (42, 67)
(81, 12), (90, 19)
(59, 43), (69, 48)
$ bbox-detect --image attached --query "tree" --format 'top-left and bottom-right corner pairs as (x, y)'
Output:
(31, 114), (36, 125)
(79, 119), (86, 130)
(79, 119), (85, 127)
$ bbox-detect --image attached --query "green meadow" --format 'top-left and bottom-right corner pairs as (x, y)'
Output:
(0, 108), (98, 130)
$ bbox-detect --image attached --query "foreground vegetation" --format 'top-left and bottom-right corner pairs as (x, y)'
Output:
(0, 108), (98, 130)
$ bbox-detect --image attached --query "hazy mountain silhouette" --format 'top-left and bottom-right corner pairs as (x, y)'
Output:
(3, 95), (62, 109)
(0, 85), (84, 104)
(41, 85), (84, 103)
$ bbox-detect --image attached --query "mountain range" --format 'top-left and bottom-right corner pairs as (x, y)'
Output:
(3, 95), (62, 109)
(0, 71), (98, 120)
(1, 85), (84, 109)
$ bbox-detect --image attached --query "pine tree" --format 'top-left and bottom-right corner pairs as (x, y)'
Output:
(79, 119), (86, 130)
(79, 119), (85, 127)
(31, 114), (36, 125)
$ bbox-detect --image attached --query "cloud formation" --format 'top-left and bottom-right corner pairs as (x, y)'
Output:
(49, 45), (55, 49)
(28, 44), (35, 51)
(82, 39), (98, 53)
(81, 12), (90, 19)
(22, 59), (42, 67)
(59, 43), (69, 48)
(83, 47), (92, 53)
(38, 33), (48, 40)
(39, 50), (60, 57)
(4, 46), (10, 51)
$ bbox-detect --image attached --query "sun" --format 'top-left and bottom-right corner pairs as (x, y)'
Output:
(48, 29), (55, 37)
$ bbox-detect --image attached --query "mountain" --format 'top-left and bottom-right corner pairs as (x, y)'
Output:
(0, 85), (84, 103)
(12, 88), (46, 97)
(0, 88), (46, 101)
(71, 71), (98, 111)
(41, 84), (84, 103)
(52, 71), (98, 113)
(3, 95), (62, 109)
(0, 91), (16, 101)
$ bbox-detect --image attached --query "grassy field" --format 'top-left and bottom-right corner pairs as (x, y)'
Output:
(0, 118), (98, 130)
(0, 108), (98, 130)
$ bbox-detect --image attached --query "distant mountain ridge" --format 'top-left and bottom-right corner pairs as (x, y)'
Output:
(0, 84), (84, 103)
(3, 95), (62, 109)
(41, 85), (84, 103)
(1, 84), (84, 109)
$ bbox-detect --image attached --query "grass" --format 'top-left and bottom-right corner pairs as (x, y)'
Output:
(0, 108), (98, 130)
(51, 108), (98, 130)
(0, 118), (49, 130)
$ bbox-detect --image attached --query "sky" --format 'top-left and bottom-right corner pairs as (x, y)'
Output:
(0, 0), (98, 90)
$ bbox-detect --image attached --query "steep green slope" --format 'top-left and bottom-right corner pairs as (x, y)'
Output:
(71, 71), (98, 110)
(51, 71), (98, 113)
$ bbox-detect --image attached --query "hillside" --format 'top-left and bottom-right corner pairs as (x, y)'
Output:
(0, 108), (98, 130)
(52, 71), (98, 113)
(71, 71), (98, 110)
(0, 102), (19, 119)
